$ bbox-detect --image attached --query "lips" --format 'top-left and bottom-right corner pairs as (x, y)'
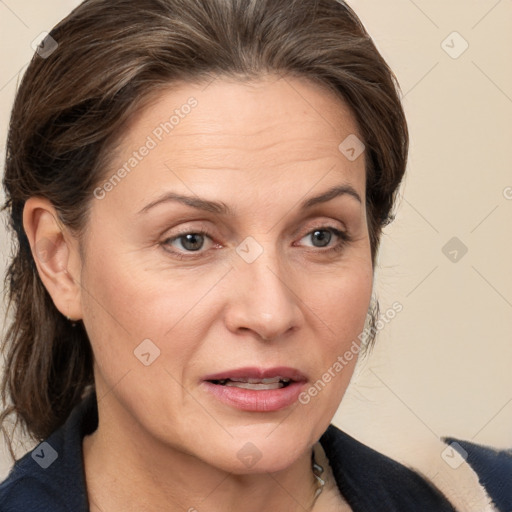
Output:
(201, 367), (307, 412)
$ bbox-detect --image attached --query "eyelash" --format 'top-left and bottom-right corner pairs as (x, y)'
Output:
(160, 225), (352, 261)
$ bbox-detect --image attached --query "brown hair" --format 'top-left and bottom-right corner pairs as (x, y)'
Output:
(1, 0), (408, 458)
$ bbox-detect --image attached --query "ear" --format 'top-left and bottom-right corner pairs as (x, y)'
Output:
(23, 197), (83, 321)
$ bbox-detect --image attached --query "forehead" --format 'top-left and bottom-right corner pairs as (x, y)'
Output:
(123, 75), (360, 152)
(98, 75), (366, 210)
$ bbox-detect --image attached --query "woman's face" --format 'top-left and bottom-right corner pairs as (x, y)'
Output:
(78, 75), (373, 473)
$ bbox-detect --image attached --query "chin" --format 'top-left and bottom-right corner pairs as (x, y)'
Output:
(193, 418), (325, 475)
(213, 439), (309, 475)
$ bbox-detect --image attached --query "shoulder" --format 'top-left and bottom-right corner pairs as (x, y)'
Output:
(0, 441), (76, 512)
(320, 424), (458, 510)
(0, 475), (69, 512)
(443, 437), (512, 512)
(0, 392), (97, 512)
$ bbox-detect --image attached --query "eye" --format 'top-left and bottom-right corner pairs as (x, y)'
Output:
(174, 232), (207, 251)
(298, 226), (351, 253)
(305, 229), (333, 248)
(161, 229), (215, 258)
(160, 225), (352, 261)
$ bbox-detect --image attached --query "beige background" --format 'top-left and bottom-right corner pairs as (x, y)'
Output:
(1, 0), (511, 486)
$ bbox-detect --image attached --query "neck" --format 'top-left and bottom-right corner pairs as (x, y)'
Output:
(83, 395), (321, 512)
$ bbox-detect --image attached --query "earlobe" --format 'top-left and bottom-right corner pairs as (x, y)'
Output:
(22, 197), (83, 321)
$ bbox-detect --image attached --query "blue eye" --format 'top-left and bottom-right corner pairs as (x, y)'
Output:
(161, 226), (351, 261)
(306, 229), (335, 248)
(298, 227), (351, 253)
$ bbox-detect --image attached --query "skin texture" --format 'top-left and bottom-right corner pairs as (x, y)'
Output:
(23, 74), (372, 511)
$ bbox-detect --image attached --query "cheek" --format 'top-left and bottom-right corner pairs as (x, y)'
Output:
(308, 262), (373, 347)
(299, 262), (373, 410)
(79, 239), (161, 374)
(79, 240), (218, 381)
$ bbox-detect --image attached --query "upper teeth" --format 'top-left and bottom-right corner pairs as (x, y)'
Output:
(218, 377), (290, 384)
(212, 377), (292, 390)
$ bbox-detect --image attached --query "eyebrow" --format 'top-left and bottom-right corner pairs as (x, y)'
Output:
(137, 183), (362, 215)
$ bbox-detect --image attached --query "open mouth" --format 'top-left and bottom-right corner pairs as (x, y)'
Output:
(208, 377), (292, 390)
(202, 367), (306, 411)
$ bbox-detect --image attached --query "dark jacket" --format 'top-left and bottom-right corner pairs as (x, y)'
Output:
(0, 392), (458, 511)
(443, 436), (512, 512)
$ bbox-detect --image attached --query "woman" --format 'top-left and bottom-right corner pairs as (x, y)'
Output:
(0, 0), (490, 510)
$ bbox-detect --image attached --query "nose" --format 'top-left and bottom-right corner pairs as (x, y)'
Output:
(224, 248), (304, 342)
